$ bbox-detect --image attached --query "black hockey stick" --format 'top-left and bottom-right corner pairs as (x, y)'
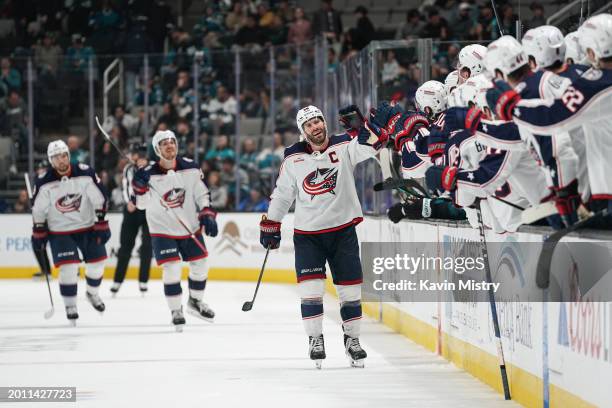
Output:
(535, 208), (608, 289)
(373, 177), (430, 199)
(25, 172), (55, 319)
(95, 116), (208, 255)
(474, 200), (511, 400)
(242, 246), (271, 312)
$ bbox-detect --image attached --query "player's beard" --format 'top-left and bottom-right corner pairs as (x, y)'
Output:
(305, 127), (327, 147)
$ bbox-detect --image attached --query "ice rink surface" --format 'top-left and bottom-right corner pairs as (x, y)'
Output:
(0, 279), (517, 408)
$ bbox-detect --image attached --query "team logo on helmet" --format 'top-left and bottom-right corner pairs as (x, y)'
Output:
(162, 188), (186, 208)
(302, 168), (338, 198)
(55, 194), (82, 213)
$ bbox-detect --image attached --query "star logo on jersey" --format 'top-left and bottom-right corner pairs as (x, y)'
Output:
(162, 188), (186, 208)
(482, 124), (488, 133)
(55, 194), (82, 213)
(302, 167), (338, 198)
(467, 172), (475, 181)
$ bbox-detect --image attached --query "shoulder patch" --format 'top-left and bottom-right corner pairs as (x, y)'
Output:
(583, 68), (603, 81)
(329, 133), (352, 146)
(546, 74), (565, 90)
(183, 157), (193, 162)
(78, 163), (90, 170)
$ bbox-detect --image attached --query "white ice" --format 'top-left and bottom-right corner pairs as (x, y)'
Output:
(0, 280), (517, 407)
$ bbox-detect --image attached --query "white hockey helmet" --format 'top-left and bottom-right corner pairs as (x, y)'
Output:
(458, 44), (488, 77)
(47, 140), (70, 164)
(444, 70), (460, 95)
(296, 105), (326, 135)
(565, 31), (585, 64)
(451, 74), (486, 108)
(470, 74), (493, 111)
(485, 35), (529, 79)
(152, 129), (178, 158)
(522, 25), (566, 70)
(415, 80), (447, 116)
(578, 13), (612, 64)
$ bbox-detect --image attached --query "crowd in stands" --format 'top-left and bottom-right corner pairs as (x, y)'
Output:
(0, 0), (555, 213)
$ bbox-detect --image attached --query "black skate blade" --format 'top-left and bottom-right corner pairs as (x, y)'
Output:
(187, 307), (214, 323)
(242, 301), (253, 311)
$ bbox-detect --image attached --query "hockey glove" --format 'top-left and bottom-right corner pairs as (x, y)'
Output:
(132, 167), (150, 195)
(486, 80), (521, 121)
(425, 165), (457, 195)
(357, 120), (389, 149)
(444, 106), (483, 133)
(31, 223), (48, 251)
(92, 209), (111, 245)
(427, 128), (447, 163)
(392, 112), (429, 152)
(369, 101), (403, 132)
(554, 181), (580, 227)
(339, 104), (365, 138)
(199, 207), (218, 237)
(260, 216), (281, 250)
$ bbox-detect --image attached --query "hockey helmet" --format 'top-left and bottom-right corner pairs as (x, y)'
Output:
(415, 80), (447, 117)
(578, 13), (612, 64)
(565, 31), (585, 64)
(296, 105), (326, 135)
(152, 129), (178, 158)
(485, 35), (528, 79)
(444, 70), (460, 95)
(458, 44), (488, 77)
(522, 25), (566, 70)
(47, 140), (70, 164)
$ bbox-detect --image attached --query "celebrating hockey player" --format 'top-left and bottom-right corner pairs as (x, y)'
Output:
(111, 143), (153, 296)
(259, 104), (389, 368)
(133, 130), (218, 330)
(31, 140), (110, 324)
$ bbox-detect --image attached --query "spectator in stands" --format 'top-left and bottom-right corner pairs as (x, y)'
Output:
(312, 0), (343, 43)
(65, 34), (94, 116)
(169, 69), (195, 119)
(88, 0), (122, 55)
(205, 134), (235, 163)
(382, 50), (403, 84)
(175, 118), (193, 156)
(239, 137), (259, 173)
(0, 90), (27, 152)
(288, 7), (312, 45)
(67, 135), (88, 165)
(474, 4), (495, 41)
(493, 4), (518, 39)
(234, 14), (267, 49)
(452, 3), (476, 41)
(258, 3), (277, 29)
(33, 32), (62, 77)
(220, 156), (249, 207)
(526, 2), (546, 30)
(257, 131), (284, 170)
(202, 85), (237, 134)
(207, 170), (228, 210)
(12, 189), (28, 213)
(420, 9), (450, 41)
(237, 186), (269, 212)
(157, 102), (179, 130)
(275, 95), (297, 133)
(395, 9), (425, 40)
(200, 5), (225, 33)
(352, 6), (375, 51)
(103, 104), (139, 139)
(277, 0), (294, 24)
(226, 2), (247, 33)
(0, 57), (21, 94)
(241, 88), (262, 118)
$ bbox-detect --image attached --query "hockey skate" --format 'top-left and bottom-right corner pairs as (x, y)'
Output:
(65, 306), (78, 326)
(139, 282), (148, 295)
(308, 334), (326, 369)
(186, 297), (215, 322)
(86, 292), (106, 313)
(344, 335), (367, 368)
(171, 307), (186, 332)
(110, 282), (121, 297)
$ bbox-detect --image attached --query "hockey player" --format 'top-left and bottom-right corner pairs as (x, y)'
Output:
(457, 43), (488, 80)
(486, 15), (612, 217)
(444, 70), (460, 95)
(31, 140), (110, 324)
(133, 130), (218, 330)
(259, 105), (388, 368)
(565, 31), (586, 65)
(111, 143), (152, 296)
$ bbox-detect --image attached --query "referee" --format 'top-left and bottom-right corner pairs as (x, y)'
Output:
(111, 143), (152, 295)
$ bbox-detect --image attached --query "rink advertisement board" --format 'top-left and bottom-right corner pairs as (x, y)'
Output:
(0, 213), (296, 281)
(1, 213), (611, 406)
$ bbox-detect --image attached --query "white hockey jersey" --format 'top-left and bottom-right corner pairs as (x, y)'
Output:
(32, 163), (107, 233)
(136, 157), (211, 237)
(267, 134), (379, 233)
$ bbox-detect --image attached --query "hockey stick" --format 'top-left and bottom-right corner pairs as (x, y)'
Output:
(242, 246), (271, 312)
(535, 208), (608, 289)
(474, 200), (511, 400)
(25, 173), (55, 319)
(373, 177), (430, 199)
(95, 116), (208, 254)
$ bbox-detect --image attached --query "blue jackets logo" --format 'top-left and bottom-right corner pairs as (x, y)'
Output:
(55, 194), (82, 213)
(302, 168), (338, 198)
(162, 188), (186, 208)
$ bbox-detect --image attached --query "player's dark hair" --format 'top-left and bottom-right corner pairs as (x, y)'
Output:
(507, 64), (531, 82)
(543, 60), (564, 72)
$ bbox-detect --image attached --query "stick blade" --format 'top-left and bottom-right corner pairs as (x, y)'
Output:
(242, 302), (253, 312)
(44, 308), (54, 319)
